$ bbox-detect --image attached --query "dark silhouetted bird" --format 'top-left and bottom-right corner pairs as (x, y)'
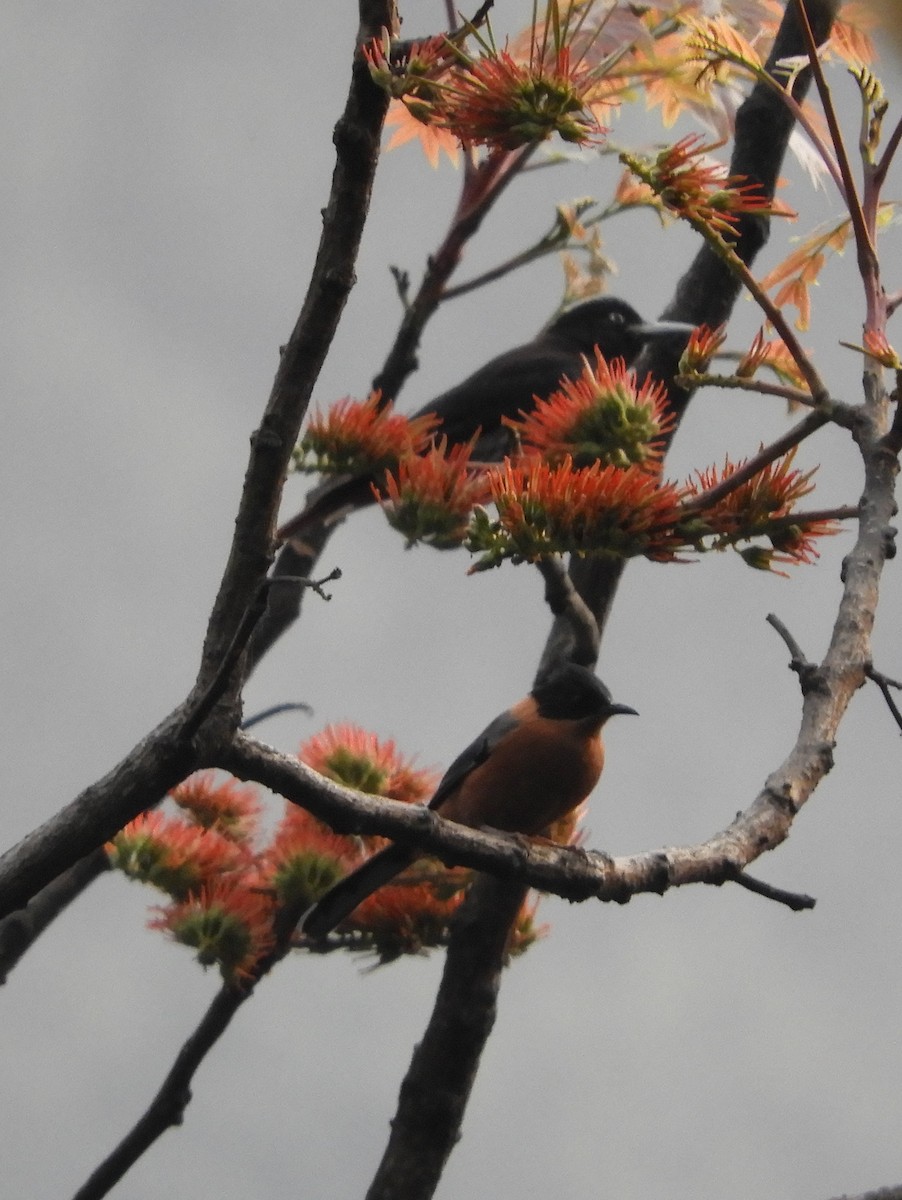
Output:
(278, 297), (695, 541)
(301, 661), (637, 940)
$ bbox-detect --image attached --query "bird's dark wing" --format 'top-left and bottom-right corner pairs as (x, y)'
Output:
(428, 709), (521, 812)
(419, 342), (588, 450)
(301, 842), (416, 940)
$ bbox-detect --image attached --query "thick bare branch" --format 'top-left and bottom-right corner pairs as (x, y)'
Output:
(0, 849), (110, 983)
(0, 0), (395, 923)
(219, 725), (828, 908)
(366, 876), (527, 1200)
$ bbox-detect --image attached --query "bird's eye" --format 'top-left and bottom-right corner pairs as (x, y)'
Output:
(607, 311), (625, 325)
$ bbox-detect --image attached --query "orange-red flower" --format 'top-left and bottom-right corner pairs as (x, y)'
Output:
(376, 436), (491, 547)
(294, 392), (440, 477)
(348, 864), (470, 959)
(107, 812), (250, 901)
(623, 135), (793, 241)
(299, 723), (438, 807)
(169, 772), (261, 843)
(683, 448), (837, 572)
(264, 805), (362, 911)
(364, 4), (608, 152)
(150, 879), (275, 985)
(759, 519), (837, 572)
(504, 351), (674, 468)
(688, 448), (816, 526)
(470, 455), (687, 569)
(736, 328), (809, 389)
(679, 324), (727, 374)
(438, 45), (604, 149)
(862, 329), (902, 370)
(363, 31), (461, 119)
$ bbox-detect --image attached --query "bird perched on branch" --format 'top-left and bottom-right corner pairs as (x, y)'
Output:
(278, 297), (695, 541)
(301, 661), (637, 940)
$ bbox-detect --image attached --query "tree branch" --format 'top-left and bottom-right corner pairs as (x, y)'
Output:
(72, 983), (254, 1200)
(365, 875), (528, 1200)
(71, 881), (314, 1200)
(219, 727), (834, 909)
(0, 0), (394, 922)
(0, 849), (110, 984)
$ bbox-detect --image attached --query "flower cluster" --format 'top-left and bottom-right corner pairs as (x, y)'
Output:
(108, 775), (271, 984)
(108, 809), (251, 902)
(682, 449), (837, 573)
(299, 723), (437, 807)
(294, 724), (469, 959)
(622, 135), (793, 243)
(465, 441), (839, 574)
(148, 881), (275, 985)
(364, 2), (611, 153)
(503, 350), (675, 469)
(265, 805), (361, 914)
(433, 45), (603, 149)
(376, 437), (491, 548)
(468, 456), (688, 570)
(679, 325), (728, 376)
(736, 329), (810, 392)
(170, 772), (261, 842)
(363, 31), (462, 119)
(293, 392), (439, 478)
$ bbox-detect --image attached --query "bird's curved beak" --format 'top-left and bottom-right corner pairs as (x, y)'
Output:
(634, 319), (697, 342)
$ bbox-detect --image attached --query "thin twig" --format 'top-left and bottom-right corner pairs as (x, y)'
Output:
(873, 113), (902, 191)
(766, 611), (810, 663)
(866, 667), (902, 734)
(729, 866), (816, 911)
(701, 234), (829, 401)
(675, 370), (820, 409)
(269, 566), (342, 601)
(790, 0), (877, 281)
(240, 702), (313, 731)
(72, 882), (312, 1200)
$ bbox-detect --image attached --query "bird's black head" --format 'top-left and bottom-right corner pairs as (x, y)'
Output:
(531, 662), (638, 723)
(546, 297), (695, 363)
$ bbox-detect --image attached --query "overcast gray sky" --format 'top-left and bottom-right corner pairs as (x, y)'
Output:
(2, 4), (901, 1198)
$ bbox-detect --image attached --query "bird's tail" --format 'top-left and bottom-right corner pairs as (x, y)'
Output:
(277, 474), (376, 542)
(301, 843), (417, 940)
